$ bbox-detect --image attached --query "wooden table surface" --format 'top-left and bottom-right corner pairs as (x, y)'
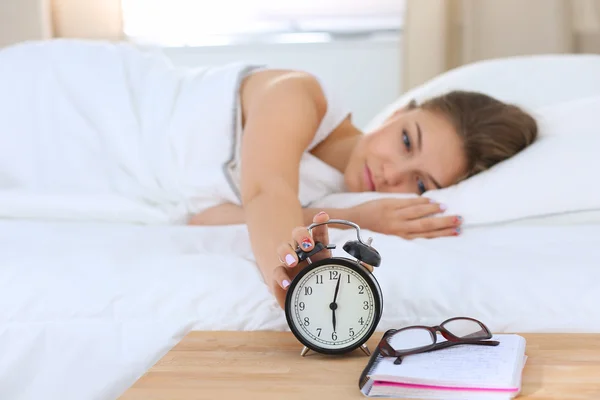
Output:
(119, 331), (600, 400)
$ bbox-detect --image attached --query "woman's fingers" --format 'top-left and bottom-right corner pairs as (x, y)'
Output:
(309, 211), (332, 261)
(408, 226), (461, 239)
(292, 225), (314, 252)
(276, 211), (330, 272)
(383, 196), (431, 210)
(390, 198), (462, 237)
(398, 202), (447, 219)
(272, 264), (292, 290)
(397, 196), (431, 205)
(310, 211), (330, 246)
(276, 211), (332, 274)
(276, 242), (298, 268)
(272, 224), (314, 270)
(405, 214), (462, 234)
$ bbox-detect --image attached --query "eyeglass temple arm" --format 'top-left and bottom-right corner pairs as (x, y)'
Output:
(433, 339), (500, 350)
(392, 339), (500, 364)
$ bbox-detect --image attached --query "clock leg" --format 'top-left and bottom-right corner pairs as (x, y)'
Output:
(360, 344), (371, 356)
(300, 346), (310, 357)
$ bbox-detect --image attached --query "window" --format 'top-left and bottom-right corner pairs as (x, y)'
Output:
(121, 0), (406, 46)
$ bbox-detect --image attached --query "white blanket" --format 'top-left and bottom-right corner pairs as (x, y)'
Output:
(1, 219), (600, 400)
(0, 39), (257, 224)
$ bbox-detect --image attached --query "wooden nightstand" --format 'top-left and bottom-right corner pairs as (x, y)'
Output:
(119, 331), (600, 399)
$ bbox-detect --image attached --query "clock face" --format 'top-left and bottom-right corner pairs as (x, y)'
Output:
(286, 260), (381, 353)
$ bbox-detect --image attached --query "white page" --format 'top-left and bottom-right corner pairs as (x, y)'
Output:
(370, 334), (526, 389)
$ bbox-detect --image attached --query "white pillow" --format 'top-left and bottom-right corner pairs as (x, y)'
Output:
(312, 94), (600, 227)
(363, 54), (600, 133)
(533, 94), (600, 138)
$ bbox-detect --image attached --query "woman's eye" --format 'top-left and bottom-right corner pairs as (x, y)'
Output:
(417, 178), (426, 194)
(402, 130), (411, 150)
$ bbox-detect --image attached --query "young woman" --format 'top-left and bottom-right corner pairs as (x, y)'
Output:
(187, 69), (538, 309)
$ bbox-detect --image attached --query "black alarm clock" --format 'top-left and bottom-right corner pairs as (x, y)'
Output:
(284, 219), (383, 357)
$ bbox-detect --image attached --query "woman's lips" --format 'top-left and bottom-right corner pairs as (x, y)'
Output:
(364, 164), (375, 191)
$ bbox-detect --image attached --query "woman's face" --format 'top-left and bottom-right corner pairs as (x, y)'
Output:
(344, 107), (468, 195)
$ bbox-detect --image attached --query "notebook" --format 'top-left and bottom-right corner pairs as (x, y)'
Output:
(359, 334), (527, 399)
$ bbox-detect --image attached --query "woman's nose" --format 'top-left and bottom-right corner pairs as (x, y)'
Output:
(382, 163), (408, 189)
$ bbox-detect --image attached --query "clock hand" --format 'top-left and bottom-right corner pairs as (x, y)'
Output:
(333, 274), (341, 303)
(331, 274), (341, 332)
(333, 307), (336, 333)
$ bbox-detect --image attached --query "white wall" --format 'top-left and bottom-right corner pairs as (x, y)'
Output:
(162, 35), (402, 129)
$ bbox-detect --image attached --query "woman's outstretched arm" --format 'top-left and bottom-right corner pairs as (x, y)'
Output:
(238, 70), (329, 307)
(188, 203), (356, 227)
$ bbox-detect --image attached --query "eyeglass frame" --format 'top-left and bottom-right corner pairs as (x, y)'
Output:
(377, 316), (500, 365)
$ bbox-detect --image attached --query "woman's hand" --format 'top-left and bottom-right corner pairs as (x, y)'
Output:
(352, 197), (462, 239)
(270, 211), (332, 309)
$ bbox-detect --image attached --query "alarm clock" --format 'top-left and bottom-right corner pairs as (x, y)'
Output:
(284, 219), (383, 357)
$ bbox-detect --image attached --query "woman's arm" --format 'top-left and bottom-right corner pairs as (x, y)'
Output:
(238, 70), (330, 305)
(188, 203), (357, 228)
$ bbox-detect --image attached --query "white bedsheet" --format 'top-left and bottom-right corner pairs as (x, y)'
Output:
(1, 219), (599, 399)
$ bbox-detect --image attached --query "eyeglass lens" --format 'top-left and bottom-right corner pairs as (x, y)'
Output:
(441, 318), (488, 339)
(387, 327), (435, 352)
(387, 318), (488, 352)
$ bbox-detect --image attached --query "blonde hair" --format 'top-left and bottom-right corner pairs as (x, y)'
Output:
(410, 91), (538, 180)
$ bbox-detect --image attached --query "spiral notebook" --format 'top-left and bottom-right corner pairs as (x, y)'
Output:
(359, 334), (527, 399)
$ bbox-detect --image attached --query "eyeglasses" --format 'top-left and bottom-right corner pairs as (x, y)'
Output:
(377, 317), (499, 365)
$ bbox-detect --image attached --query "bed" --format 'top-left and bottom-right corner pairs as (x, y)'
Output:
(2, 46), (600, 399)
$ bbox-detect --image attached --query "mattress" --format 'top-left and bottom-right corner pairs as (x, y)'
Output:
(1, 219), (599, 400)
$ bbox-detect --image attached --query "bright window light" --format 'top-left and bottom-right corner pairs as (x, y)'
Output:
(121, 0), (405, 46)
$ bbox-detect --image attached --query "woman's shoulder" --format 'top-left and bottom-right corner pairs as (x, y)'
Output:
(240, 69), (328, 118)
(239, 68), (351, 150)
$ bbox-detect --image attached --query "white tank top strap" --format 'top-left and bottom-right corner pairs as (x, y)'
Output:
(307, 74), (352, 151)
